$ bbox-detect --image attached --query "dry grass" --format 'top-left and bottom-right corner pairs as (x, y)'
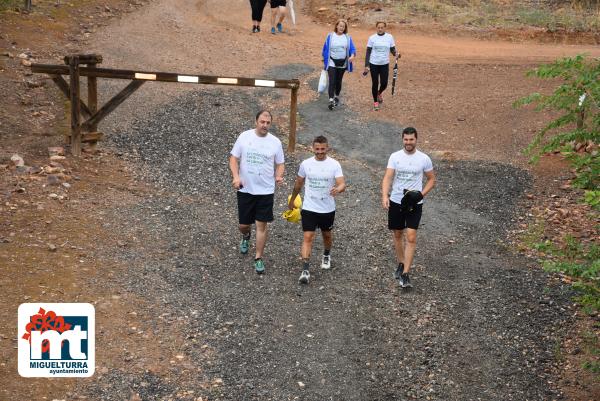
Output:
(392, 0), (600, 32)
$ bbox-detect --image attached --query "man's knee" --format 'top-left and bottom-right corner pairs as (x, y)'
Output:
(405, 230), (417, 244)
(303, 231), (316, 242)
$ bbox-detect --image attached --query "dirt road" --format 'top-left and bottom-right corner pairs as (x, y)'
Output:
(2, 0), (599, 400)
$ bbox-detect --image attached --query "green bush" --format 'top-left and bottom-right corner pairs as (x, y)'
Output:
(514, 54), (600, 193)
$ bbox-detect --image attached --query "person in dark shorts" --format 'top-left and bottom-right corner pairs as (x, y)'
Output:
(381, 127), (436, 288)
(288, 136), (345, 284)
(229, 110), (285, 274)
(269, 0), (287, 34)
(249, 0), (267, 33)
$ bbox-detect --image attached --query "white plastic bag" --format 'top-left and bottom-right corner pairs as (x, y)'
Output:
(317, 69), (328, 93)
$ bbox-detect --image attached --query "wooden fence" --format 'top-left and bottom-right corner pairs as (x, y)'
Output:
(31, 54), (301, 155)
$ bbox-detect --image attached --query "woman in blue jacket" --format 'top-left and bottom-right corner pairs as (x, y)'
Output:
(322, 19), (356, 110)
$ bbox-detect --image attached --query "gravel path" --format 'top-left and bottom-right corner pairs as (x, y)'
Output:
(77, 66), (577, 400)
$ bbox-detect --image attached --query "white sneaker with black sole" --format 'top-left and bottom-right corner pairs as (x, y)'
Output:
(299, 269), (310, 284)
(321, 255), (331, 269)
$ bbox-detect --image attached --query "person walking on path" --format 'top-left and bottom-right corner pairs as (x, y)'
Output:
(269, 0), (287, 34)
(321, 19), (356, 111)
(288, 136), (345, 284)
(363, 21), (399, 111)
(249, 0), (268, 33)
(229, 110), (285, 274)
(381, 127), (436, 288)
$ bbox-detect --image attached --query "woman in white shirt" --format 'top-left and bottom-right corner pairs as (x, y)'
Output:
(321, 19), (357, 111)
(363, 21), (399, 111)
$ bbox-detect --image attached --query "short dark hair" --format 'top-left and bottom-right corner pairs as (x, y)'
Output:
(313, 135), (328, 144)
(255, 110), (272, 121)
(402, 126), (418, 139)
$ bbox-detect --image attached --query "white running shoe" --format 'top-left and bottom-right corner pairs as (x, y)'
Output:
(321, 255), (331, 269)
(299, 269), (310, 284)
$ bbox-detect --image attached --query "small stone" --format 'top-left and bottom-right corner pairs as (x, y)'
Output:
(298, 381), (305, 388)
(10, 154), (24, 167)
(48, 146), (65, 157)
(48, 243), (57, 252)
(21, 59), (32, 67)
(62, 182), (71, 189)
(50, 155), (66, 162)
(47, 175), (61, 186)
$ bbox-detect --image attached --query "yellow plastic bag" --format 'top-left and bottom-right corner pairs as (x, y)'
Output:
(282, 195), (302, 223)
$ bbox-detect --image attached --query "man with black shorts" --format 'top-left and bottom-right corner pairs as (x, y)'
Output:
(381, 127), (436, 288)
(288, 136), (345, 284)
(229, 110), (285, 274)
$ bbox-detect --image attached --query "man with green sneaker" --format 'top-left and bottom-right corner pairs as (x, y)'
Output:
(229, 110), (285, 274)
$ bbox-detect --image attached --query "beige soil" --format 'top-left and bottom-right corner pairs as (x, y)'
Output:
(1, 0), (598, 399)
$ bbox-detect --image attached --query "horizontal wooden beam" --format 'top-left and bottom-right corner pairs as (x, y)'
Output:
(65, 131), (104, 143)
(63, 54), (103, 65)
(31, 64), (300, 89)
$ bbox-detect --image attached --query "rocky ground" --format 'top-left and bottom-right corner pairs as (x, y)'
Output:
(81, 86), (575, 400)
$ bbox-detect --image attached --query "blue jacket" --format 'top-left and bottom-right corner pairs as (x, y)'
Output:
(322, 32), (356, 72)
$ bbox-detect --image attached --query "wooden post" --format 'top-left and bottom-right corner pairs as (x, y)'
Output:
(86, 60), (99, 152)
(288, 87), (298, 153)
(68, 56), (82, 156)
(576, 109), (584, 130)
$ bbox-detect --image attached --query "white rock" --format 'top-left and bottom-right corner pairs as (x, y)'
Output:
(10, 154), (24, 167)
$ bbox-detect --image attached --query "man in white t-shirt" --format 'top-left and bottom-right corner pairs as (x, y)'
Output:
(288, 136), (345, 284)
(381, 127), (436, 288)
(229, 110), (285, 274)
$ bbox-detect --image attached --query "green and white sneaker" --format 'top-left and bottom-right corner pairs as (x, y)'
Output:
(240, 237), (250, 254)
(254, 258), (265, 274)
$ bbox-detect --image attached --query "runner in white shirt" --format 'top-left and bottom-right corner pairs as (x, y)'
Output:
(363, 21), (399, 111)
(381, 127), (436, 288)
(288, 136), (345, 284)
(229, 110), (285, 274)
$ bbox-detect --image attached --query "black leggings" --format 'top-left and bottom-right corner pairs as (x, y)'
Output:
(369, 63), (389, 102)
(249, 0), (267, 22)
(327, 67), (346, 99)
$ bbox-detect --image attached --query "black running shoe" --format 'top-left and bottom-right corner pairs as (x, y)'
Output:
(401, 273), (412, 288)
(394, 263), (404, 280)
(328, 99), (334, 110)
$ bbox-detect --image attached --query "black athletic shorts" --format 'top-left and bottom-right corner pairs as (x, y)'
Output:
(237, 192), (274, 225)
(301, 209), (335, 232)
(270, 0), (287, 7)
(388, 201), (423, 230)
